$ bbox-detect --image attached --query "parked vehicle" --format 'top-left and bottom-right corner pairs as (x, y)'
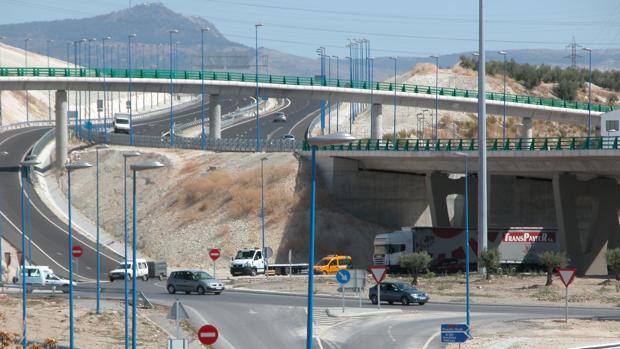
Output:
(281, 134), (295, 141)
(373, 226), (559, 273)
(230, 248), (309, 276)
(15, 266), (74, 292)
(273, 112), (287, 122)
(113, 113), (131, 134)
(166, 270), (224, 295)
(147, 261), (168, 281)
(368, 282), (429, 306)
(313, 255), (352, 275)
(108, 258), (149, 281)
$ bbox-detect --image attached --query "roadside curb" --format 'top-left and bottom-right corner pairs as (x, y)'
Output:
(325, 307), (402, 318)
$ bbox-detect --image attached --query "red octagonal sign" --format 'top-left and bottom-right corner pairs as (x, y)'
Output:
(198, 324), (218, 345)
(72, 245), (83, 258)
(209, 248), (221, 261)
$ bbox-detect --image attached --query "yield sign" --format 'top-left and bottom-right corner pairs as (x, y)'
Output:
(557, 268), (577, 287)
(368, 266), (388, 284)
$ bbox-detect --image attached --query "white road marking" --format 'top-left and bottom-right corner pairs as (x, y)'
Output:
(248, 308), (258, 315)
(422, 330), (441, 349)
(288, 107), (320, 136)
(388, 324), (396, 342)
(316, 336), (324, 349)
(266, 126), (283, 141)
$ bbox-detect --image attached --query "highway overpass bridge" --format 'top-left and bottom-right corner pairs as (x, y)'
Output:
(0, 67), (614, 157)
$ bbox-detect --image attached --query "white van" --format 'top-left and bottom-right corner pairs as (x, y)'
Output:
(113, 113), (131, 134)
(16, 266), (74, 291)
(108, 258), (149, 281)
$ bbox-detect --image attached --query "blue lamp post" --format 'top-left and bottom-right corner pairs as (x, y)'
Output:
(130, 160), (164, 349)
(255, 23), (263, 152)
(430, 55), (439, 140)
(47, 39), (53, 120)
(260, 156), (268, 276)
(65, 161), (93, 349)
(122, 151), (140, 349)
(305, 133), (356, 349)
(19, 158), (39, 349)
(24, 38), (31, 124)
(454, 151), (471, 331)
(582, 47), (592, 137)
(169, 29), (179, 146)
(201, 27), (210, 150)
(316, 47), (326, 135)
(23, 155), (37, 265)
(95, 144), (108, 315)
(128, 33), (136, 145)
(0, 151), (7, 282)
(345, 55), (352, 134)
(388, 57), (397, 146)
(102, 36), (111, 143)
(332, 55), (340, 133)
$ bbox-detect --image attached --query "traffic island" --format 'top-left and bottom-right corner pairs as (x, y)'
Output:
(326, 307), (402, 318)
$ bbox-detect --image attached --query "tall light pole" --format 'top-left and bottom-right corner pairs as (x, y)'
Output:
(24, 155), (36, 265)
(88, 38), (97, 134)
(95, 144), (108, 315)
(122, 150), (140, 349)
(430, 55), (439, 140)
(0, 151), (7, 283)
(260, 156), (268, 277)
(128, 34), (136, 145)
(102, 36), (111, 142)
(388, 57), (397, 145)
(316, 47), (326, 135)
(305, 133), (356, 349)
(65, 161), (92, 349)
(583, 47), (593, 137)
(169, 29), (179, 146)
(454, 151), (471, 331)
(345, 55), (352, 134)
(201, 27), (210, 150)
(477, 0), (488, 276)
(255, 23), (263, 151)
(0, 36), (5, 127)
(19, 158), (38, 349)
(498, 51), (507, 141)
(24, 38), (31, 123)
(130, 160), (164, 349)
(47, 40), (53, 120)
(332, 55), (339, 133)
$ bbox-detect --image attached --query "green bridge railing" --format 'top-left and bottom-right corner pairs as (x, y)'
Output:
(303, 136), (620, 152)
(0, 67), (615, 113)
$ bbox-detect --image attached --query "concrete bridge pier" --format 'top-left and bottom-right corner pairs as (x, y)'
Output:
(209, 94), (221, 140)
(55, 90), (67, 169)
(522, 117), (533, 139)
(371, 103), (383, 139)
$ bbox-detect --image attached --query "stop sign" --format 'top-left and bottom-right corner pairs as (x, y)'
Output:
(197, 324), (218, 345)
(72, 245), (83, 258)
(209, 248), (220, 261)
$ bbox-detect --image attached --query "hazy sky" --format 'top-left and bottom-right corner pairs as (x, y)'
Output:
(3, 0), (619, 58)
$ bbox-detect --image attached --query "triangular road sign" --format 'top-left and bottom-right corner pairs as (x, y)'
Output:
(557, 268), (577, 287)
(368, 266), (388, 284)
(167, 299), (189, 320)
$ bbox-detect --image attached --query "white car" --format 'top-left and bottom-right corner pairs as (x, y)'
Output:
(273, 112), (287, 122)
(16, 266), (75, 292)
(109, 258), (149, 281)
(113, 113), (131, 134)
(282, 134), (296, 142)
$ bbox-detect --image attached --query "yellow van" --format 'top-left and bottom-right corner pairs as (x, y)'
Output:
(313, 255), (352, 275)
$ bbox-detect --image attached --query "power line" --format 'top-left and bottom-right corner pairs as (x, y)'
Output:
(564, 37), (583, 68)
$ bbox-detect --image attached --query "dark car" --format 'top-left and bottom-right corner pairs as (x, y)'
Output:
(368, 282), (429, 306)
(166, 270), (224, 295)
(429, 258), (466, 274)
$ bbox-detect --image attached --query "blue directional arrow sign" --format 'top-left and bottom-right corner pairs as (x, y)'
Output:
(441, 324), (469, 332)
(441, 331), (469, 343)
(336, 269), (351, 285)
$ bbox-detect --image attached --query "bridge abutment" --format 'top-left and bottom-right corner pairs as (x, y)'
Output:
(209, 94), (221, 140)
(370, 103), (383, 139)
(55, 90), (67, 169)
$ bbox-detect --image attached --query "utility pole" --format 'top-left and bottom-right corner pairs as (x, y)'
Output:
(564, 37), (582, 69)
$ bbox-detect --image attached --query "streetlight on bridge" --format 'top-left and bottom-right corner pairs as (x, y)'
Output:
(430, 55), (439, 140)
(128, 33), (137, 145)
(169, 29), (179, 146)
(24, 38), (31, 124)
(200, 27), (210, 150)
(255, 23), (263, 152)
(582, 47), (593, 138)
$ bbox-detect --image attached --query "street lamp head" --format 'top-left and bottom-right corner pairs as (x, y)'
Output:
(130, 160), (165, 172)
(170, 29), (179, 34)
(582, 47), (592, 52)
(103, 36), (111, 41)
(89, 38), (97, 42)
(47, 39), (54, 43)
(96, 144), (109, 150)
(24, 38), (31, 42)
(430, 55), (438, 59)
(81, 38), (87, 42)
(122, 151), (141, 158)
(65, 161), (92, 171)
(472, 52), (479, 56)
(128, 33), (136, 38)
(202, 27), (211, 32)
(498, 51), (507, 55)
(255, 23), (263, 27)
(308, 133), (356, 147)
(261, 157), (268, 161)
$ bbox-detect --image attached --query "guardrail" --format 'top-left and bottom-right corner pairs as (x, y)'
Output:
(302, 136), (620, 152)
(0, 120), (55, 133)
(0, 67), (614, 113)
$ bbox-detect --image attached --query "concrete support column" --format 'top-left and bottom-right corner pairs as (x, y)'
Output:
(522, 117), (533, 139)
(209, 94), (221, 140)
(55, 90), (68, 170)
(370, 103), (383, 139)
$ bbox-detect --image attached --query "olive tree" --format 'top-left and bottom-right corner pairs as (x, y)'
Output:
(605, 248), (620, 281)
(399, 252), (431, 286)
(479, 249), (501, 280)
(538, 251), (570, 286)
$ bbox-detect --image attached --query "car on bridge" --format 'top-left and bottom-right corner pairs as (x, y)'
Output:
(369, 281), (429, 306)
(281, 134), (295, 142)
(113, 113), (131, 134)
(166, 270), (224, 295)
(273, 112), (287, 122)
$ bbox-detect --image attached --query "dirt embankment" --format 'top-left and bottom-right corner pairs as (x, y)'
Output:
(62, 146), (385, 272)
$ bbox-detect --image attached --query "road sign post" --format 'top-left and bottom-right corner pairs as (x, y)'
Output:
(167, 299), (189, 339)
(557, 268), (576, 323)
(72, 246), (82, 278)
(369, 266), (388, 310)
(336, 269), (351, 313)
(197, 324), (218, 346)
(209, 248), (220, 278)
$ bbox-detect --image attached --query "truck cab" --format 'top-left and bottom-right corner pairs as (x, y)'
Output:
(108, 258), (149, 281)
(230, 248), (265, 276)
(113, 113), (131, 134)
